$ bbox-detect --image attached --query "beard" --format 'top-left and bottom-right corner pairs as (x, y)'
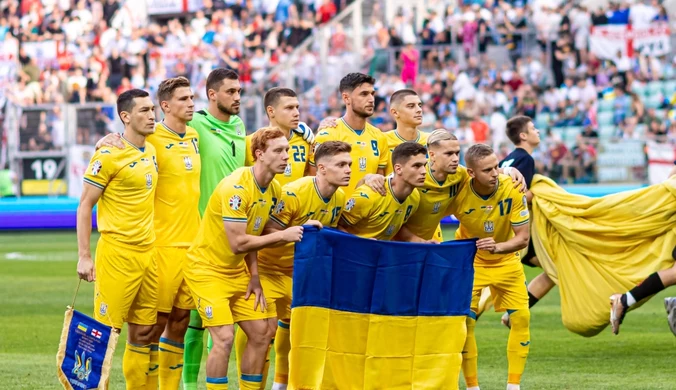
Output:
(217, 101), (239, 116)
(352, 106), (373, 119)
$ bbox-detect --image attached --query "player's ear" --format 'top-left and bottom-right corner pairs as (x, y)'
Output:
(266, 105), (274, 119)
(389, 107), (398, 118)
(119, 111), (130, 125)
(341, 92), (350, 105)
(467, 167), (476, 178)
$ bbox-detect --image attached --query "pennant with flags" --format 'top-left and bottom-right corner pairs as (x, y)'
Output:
(289, 227), (476, 390)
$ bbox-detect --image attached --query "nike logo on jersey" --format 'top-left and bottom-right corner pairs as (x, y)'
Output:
(166, 144), (174, 149)
(129, 162), (137, 168)
(464, 209), (475, 214)
(520, 341), (530, 347)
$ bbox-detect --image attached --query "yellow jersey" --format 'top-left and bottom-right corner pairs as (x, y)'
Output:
(404, 164), (469, 241)
(258, 176), (346, 275)
(340, 177), (420, 240)
(147, 122), (201, 247)
(83, 137), (158, 248)
(451, 174), (530, 266)
(245, 131), (312, 186)
(187, 167), (281, 275)
(383, 130), (429, 175)
(309, 118), (389, 194)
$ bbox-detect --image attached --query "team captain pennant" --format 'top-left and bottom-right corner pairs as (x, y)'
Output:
(56, 285), (118, 389)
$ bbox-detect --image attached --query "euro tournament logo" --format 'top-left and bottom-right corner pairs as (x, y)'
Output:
(229, 195), (242, 211)
(345, 198), (356, 212)
(91, 160), (102, 175)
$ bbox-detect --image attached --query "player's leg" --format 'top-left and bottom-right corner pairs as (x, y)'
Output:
(493, 261), (531, 390)
(93, 240), (152, 390)
(126, 248), (160, 390)
(271, 276), (293, 390)
(183, 310), (205, 390)
(462, 271), (489, 390)
(206, 325), (235, 390)
(236, 318), (277, 390)
(610, 248), (676, 335)
(159, 275), (192, 389)
(664, 297), (676, 336)
(502, 270), (555, 328)
(235, 327), (274, 390)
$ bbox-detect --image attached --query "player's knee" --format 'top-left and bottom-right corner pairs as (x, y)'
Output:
(210, 327), (234, 351)
(128, 323), (155, 344)
(660, 266), (676, 287)
(167, 308), (191, 333)
(244, 321), (273, 348)
(530, 255), (541, 267)
(508, 309), (531, 330)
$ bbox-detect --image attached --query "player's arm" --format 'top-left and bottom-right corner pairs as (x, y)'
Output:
(394, 225), (429, 243)
(337, 194), (370, 233)
(244, 251), (266, 312)
(356, 173), (386, 196)
(498, 167), (527, 193)
(477, 191), (530, 254)
(376, 133), (389, 176)
(307, 129), (333, 176)
(94, 132), (125, 150)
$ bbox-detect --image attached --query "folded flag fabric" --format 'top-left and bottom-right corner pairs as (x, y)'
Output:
(289, 227), (476, 390)
(56, 308), (118, 389)
(530, 174), (676, 337)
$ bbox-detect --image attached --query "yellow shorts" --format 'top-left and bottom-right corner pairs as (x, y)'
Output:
(470, 259), (528, 313)
(184, 263), (268, 327)
(156, 247), (194, 313)
(260, 273), (292, 320)
(94, 237), (158, 329)
(433, 224), (444, 241)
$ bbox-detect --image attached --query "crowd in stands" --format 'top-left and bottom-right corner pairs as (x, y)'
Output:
(1, 0), (675, 184)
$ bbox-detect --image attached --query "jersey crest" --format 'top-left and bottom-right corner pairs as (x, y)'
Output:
(484, 221), (494, 233)
(229, 195), (242, 210)
(385, 225), (395, 236)
(184, 156), (193, 170)
(432, 202), (441, 214)
(145, 173), (153, 189)
(358, 157), (367, 171)
(253, 216), (263, 231)
(284, 164), (292, 176)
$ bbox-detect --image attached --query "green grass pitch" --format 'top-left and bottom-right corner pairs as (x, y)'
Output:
(1, 230), (675, 389)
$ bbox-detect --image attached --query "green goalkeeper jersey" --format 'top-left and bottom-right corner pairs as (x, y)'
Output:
(188, 109), (247, 216)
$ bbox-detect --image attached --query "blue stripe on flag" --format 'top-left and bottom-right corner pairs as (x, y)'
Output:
(292, 227), (476, 316)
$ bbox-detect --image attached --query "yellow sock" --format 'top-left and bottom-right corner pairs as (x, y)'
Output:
(159, 337), (184, 389)
(240, 374), (263, 390)
(234, 326), (248, 382)
(506, 309), (531, 385)
(122, 342), (150, 390)
(260, 338), (273, 389)
(274, 320), (291, 385)
(146, 343), (159, 389)
(462, 315), (479, 388)
(206, 376), (228, 389)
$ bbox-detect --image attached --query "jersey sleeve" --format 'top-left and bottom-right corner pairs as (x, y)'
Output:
(244, 134), (254, 166)
(270, 185), (301, 228)
(82, 148), (117, 190)
(308, 129), (332, 167)
(510, 188), (530, 226)
(220, 183), (251, 223)
(340, 190), (373, 227)
(377, 132), (390, 170)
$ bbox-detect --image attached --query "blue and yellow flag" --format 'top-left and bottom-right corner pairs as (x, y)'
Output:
(289, 227), (476, 390)
(56, 308), (119, 389)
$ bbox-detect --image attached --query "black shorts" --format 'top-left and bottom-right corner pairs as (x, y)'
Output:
(521, 238), (537, 267)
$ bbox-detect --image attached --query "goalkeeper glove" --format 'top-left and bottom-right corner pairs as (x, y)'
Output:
(293, 122), (315, 144)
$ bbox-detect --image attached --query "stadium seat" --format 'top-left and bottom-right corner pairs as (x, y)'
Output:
(597, 99), (615, 112)
(535, 114), (550, 129)
(647, 81), (664, 95)
(635, 124), (647, 136)
(597, 111), (615, 126)
(632, 85), (649, 98)
(565, 126), (582, 142)
(644, 93), (663, 109)
(599, 125), (617, 139)
(663, 80), (676, 97)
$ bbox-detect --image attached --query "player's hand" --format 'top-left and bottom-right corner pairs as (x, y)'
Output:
(292, 122), (315, 144)
(305, 220), (323, 229)
(364, 174), (386, 196)
(77, 255), (96, 282)
(425, 239), (441, 244)
(245, 275), (267, 313)
(317, 117), (338, 131)
(281, 226), (304, 242)
(95, 133), (125, 151)
(503, 167), (526, 193)
(476, 237), (498, 253)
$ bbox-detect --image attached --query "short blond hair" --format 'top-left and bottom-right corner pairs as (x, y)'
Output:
(427, 129), (458, 148)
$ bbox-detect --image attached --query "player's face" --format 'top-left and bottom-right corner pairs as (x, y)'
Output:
(212, 79), (242, 115)
(258, 136), (290, 174)
(125, 96), (156, 136)
(397, 154), (428, 187)
(524, 121), (541, 147)
(429, 139), (461, 174)
(392, 95), (423, 126)
(469, 154), (500, 188)
(270, 96), (300, 130)
(320, 152), (352, 187)
(163, 86), (194, 123)
(345, 83), (375, 118)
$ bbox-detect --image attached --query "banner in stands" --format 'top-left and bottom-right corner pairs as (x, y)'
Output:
(589, 24), (671, 60)
(646, 141), (676, 185)
(147, 0), (203, 15)
(68, 145), (95, 198)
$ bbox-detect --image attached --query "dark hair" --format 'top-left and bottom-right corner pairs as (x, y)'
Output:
(116, 89), (150, 123)
(339, 72), (376, 93)
(390, 89), (418, 107)
(264, 87), (298, 112)
(314, 141), (352, 164)
(206, 68), (239, 96)
(392, 141), (427, 166)
(157, 77), (191, 106)
(465, 144), (495, 168)
(506, 115), (532, 145)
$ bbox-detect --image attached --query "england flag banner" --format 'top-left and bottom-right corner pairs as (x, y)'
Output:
(589, 24), (671, 60)
(56, 308), (119, 390)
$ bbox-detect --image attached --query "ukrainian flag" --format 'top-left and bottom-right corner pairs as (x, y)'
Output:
(289, 227), (476, 390)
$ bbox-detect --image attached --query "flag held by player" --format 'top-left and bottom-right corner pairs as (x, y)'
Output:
(56, 308), (118, 389)
(289, 226), (476, 389)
